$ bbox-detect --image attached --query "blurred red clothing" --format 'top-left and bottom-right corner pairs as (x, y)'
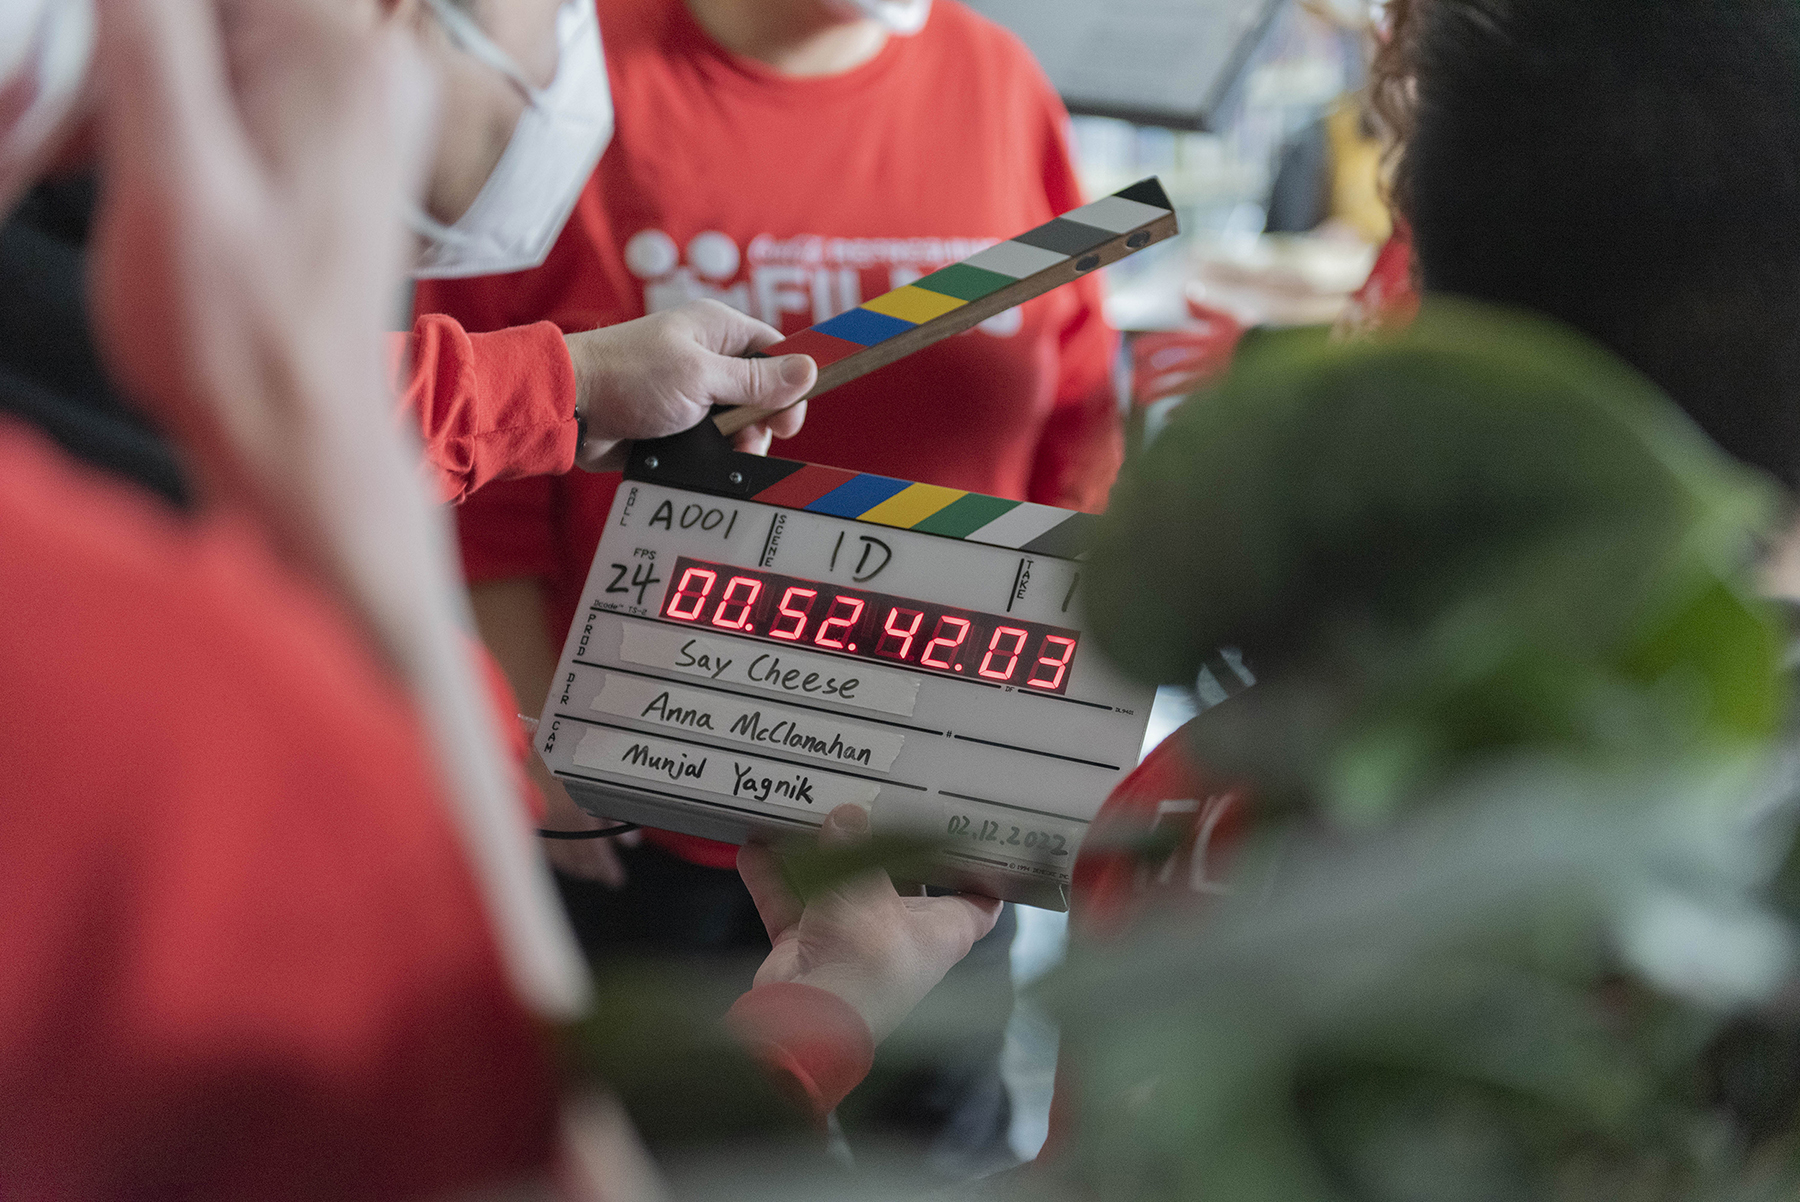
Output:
(1337, 223), (1419, 337)
(0, 422), (562, 1198)
(0, 302), (883, 1189)
(1036, 720), (1248, 1158)
(1068, 720), (1247, 940)
(422, 0), (1121, 867)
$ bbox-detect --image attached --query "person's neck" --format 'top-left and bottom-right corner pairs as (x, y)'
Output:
(683, 0), (888, 76)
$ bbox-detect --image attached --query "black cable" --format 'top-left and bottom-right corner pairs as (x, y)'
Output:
(537, 823), (640, 841)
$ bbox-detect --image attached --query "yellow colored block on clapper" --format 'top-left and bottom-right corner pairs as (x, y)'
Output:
(860, 285), (968, 325)
(858, 483), (967, 529)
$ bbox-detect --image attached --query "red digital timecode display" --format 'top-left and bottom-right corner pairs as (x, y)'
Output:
(660, 557), (1081, 695)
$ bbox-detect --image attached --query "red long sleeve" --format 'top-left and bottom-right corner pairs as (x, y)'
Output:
(725, 983), (876, 1121)
(393, 316), (580, 504)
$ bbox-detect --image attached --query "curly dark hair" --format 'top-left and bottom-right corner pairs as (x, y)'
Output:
(1373, 0), (1800, 491)
(1366, 0), (1423, 212)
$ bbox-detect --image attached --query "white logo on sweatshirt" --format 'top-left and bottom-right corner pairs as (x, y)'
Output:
(623, 228), (1023, 337)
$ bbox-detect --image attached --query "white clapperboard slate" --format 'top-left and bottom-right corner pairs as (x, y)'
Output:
(534, 423), (1158, 911)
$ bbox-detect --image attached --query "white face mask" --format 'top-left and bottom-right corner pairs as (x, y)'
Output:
(0, 0), (95, 203)
(410, 0), (613, 279)
(824, 0), (931, 36)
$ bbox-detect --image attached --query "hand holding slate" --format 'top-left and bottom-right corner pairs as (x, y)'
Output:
(738, 804), (1002, 1042)
(567, 299), (814, 470)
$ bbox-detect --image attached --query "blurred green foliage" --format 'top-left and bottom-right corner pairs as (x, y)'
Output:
(1037, 301), (1800, 1201)
(1089, 299), (1786, 824)
(1038, 763), (1800, 1202)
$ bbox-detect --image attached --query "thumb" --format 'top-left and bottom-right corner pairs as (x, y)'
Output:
(816, 803), (896, 911)
(818, 802), (871, 850)
(710, 351), (817, 413)
(738, 842), (804, 941)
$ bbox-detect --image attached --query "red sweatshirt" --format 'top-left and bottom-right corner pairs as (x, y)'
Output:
(0, 424), (560, 1198)
(421, 0), (1121, 868)
(0, 372), (866, 1192)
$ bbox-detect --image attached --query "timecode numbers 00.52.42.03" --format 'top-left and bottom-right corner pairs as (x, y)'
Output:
(946, 814), (1068, 856)
(658, 556), (1083, 695)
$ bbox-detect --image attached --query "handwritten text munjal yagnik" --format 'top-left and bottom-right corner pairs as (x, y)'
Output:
(572, 728), (880, 811)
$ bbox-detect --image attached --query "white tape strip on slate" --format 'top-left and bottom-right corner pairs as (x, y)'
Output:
(591, 673), (906, 772)
(965, 240), (1070, 279)
(1066, 194), (1168, 234)
(963, 502), (1076, 550)
(616, 621), (922, 717)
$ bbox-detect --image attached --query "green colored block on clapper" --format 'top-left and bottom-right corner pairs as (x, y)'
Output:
(911, 492), (1022, 538)
(913, 262), (1016, 303)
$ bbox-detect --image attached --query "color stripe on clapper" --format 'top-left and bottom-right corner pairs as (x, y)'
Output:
(746, 465), (1100, 559)
(752, 177), (1176, 371)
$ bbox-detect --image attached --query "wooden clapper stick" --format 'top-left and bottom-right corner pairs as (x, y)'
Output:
(712, 177), (1179, 438)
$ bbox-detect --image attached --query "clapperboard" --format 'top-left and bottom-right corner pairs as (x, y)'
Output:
(535, 180), (1178, 908)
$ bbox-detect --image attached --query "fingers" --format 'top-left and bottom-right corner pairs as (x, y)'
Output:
(545, 834), (628, 889)
(730, 427), (774, 457)
(907, 893), (1003, 961)
(813, 803), (905, 916)
(738, 842), (806, 943)
(726, 398), (808, 457)
(712, 352), (816, 416)
(739, 806), (879, 943)
(677, 302), (815, 412)
(766, 399), (807, 440)
(680, 298), (786, 356)
(729, 404), (806, 450)
(818, 803), (870, 849)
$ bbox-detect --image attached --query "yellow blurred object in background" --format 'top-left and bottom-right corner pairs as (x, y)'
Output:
(1328, 98), (1393, 244)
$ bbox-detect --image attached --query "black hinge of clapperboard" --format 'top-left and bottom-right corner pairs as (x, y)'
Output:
(626, 406), (803, 501)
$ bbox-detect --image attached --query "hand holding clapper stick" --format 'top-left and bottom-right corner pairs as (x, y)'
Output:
(711, 178), (1179, 438)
